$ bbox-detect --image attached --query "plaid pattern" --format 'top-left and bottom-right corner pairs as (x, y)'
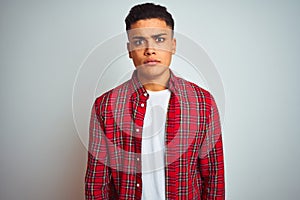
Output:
(85, 70), (225, 199)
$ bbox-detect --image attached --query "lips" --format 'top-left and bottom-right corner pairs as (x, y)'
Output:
(143, 59), (160, 65)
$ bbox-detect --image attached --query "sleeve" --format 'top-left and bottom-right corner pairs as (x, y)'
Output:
(199, 95), (225, 200)
(85, 100), (111, 200)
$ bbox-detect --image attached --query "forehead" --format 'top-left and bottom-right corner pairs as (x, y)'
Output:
(127, 27), (172, 38)
(127, 18), (173, 38)
(130, 18), (169, 29)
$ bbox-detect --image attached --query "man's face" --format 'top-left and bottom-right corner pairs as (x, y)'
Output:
(127, 18), (176, 81)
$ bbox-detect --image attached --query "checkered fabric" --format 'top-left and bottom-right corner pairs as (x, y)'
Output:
(85, 70), (225, 199)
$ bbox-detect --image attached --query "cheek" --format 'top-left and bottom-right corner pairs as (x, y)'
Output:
(161, 52), (173, 63)
(130, 51), (144, 65)
(130, 51), (142, 59)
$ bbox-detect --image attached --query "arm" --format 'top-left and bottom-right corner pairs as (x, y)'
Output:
(85, 101), (111, 199)
(199, 95), (225, 200)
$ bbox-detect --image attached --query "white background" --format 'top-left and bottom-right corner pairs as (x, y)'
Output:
(1, 0), (299, 199)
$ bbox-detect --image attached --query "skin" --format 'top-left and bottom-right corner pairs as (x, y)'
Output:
(127, 18), (176, 91)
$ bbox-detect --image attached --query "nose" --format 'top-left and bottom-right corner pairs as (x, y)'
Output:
(144, 47), (156, 56)
(144, 40), (156, 56)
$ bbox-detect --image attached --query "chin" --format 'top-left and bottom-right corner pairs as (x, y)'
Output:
(137, 65), (169, 80)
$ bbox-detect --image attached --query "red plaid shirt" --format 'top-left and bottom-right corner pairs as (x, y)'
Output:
(85, 70), (225, 199)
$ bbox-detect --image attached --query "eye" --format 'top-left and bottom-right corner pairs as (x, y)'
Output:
(155, 37), (165, 43)
(133, 39), (145, 46)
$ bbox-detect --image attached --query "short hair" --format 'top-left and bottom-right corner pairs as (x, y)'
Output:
(125, 3), (174, 31)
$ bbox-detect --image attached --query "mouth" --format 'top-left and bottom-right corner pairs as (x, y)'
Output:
(143, 59), (160, 66)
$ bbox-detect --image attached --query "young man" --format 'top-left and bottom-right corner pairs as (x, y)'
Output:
(85, 3), (225, 200)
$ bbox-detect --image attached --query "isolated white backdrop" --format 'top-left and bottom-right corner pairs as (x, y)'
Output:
(1, 0), (299, 200)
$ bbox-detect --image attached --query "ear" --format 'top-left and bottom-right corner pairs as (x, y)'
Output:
(127, 42), (132, 58)
(171, 38), (176, 54)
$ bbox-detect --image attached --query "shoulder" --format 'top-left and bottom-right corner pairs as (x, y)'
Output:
(176, 76), (215, 104)
(93, 80), (131, 114)
(179, 78), (220, 120)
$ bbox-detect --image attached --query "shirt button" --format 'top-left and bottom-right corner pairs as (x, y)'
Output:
(143, 92), (147, 97)
(136, 157), (140, 161)
(141, 103), (145, 107)
(136, 128), (139, 132)
(137, 183), (140, 187)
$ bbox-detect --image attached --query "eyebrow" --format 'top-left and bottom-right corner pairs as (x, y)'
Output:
(131, 33), (168, 40)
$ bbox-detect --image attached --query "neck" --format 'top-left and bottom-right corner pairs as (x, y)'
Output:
(144, 83), (167, 91)
(137, 69), (170, 91)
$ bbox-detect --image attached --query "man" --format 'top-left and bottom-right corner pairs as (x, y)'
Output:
(85, 3), (225, 200)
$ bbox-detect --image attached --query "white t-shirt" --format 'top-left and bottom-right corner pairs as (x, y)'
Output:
(141, 89), (171, 200)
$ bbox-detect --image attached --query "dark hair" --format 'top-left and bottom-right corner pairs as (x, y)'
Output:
(125, 3), (174, 30)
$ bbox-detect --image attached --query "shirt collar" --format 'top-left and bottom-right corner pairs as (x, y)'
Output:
(130, 69), (179, 100)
